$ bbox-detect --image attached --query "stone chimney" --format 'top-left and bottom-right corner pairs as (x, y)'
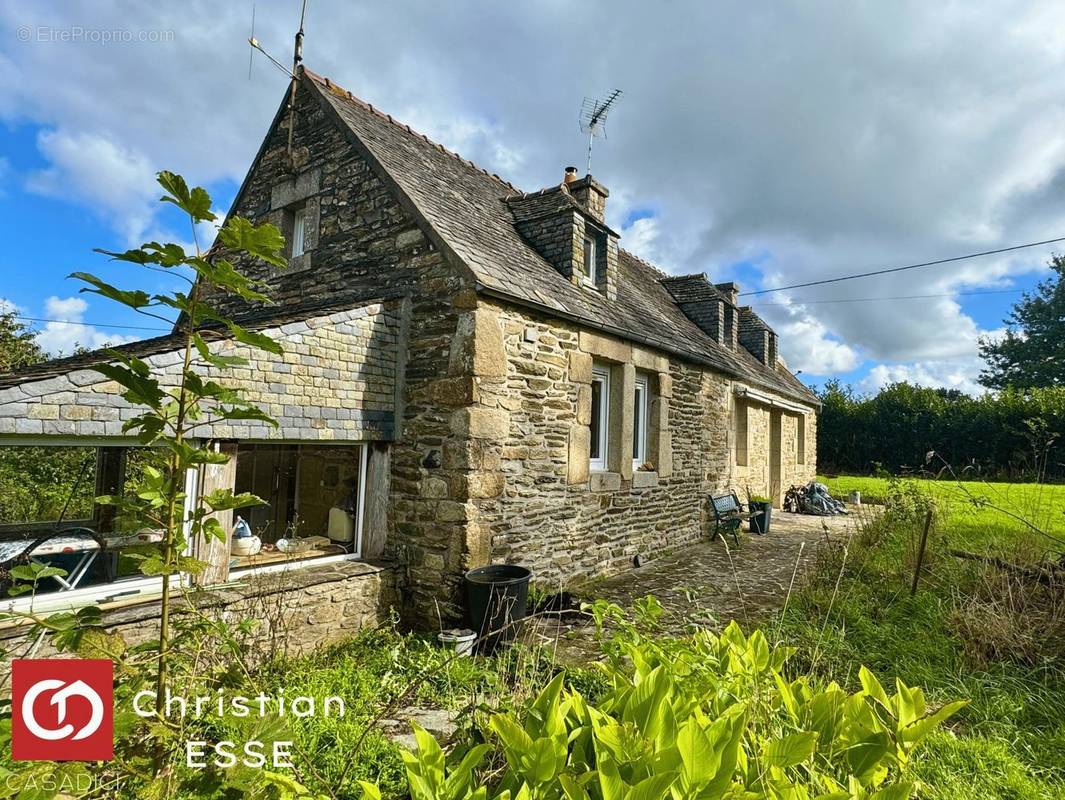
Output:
(715, 282), (739, 306)
(714, 282), (740, 350)
(662, 274), (730, 347)
(738, 307), (779, 367)
(567, 174), (608, 223)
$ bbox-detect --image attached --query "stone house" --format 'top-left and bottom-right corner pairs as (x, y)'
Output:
(0, 67), (817, 647)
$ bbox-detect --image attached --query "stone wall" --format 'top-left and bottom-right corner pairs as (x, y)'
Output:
(455, 299), (814, 589)
(731, 399), (817, 504)
(210, 83), (442, 318)
(0, 302), (402, 442)
(0, 561), (398, 670)
(193, 79), (479, 625)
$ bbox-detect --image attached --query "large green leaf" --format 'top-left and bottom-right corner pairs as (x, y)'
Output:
(898, 701), (968, 746)
(218, 216), (286, 268)
(763, 731), (818, 769)
(676, 718), (715, 786)
(70, 271), (153, 310)
(158, 170), (216, 222)
(225, 320), (283, 355)
(92, 362), (164, 410)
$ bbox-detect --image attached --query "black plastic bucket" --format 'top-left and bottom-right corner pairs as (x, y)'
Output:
(465, 564), (532, 649)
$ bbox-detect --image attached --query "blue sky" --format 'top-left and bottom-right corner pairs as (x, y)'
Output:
(2, 2), (1064, 394)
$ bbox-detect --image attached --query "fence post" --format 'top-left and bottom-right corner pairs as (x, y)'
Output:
(910, 509), (934, 596)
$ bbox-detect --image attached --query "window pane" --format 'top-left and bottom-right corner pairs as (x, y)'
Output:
(232, 443), (364, 570)
(590, 379), (602, 459)
(583, 236), (595, 280)
(292, 209), (306, 257)
(633, 385), (643, 460)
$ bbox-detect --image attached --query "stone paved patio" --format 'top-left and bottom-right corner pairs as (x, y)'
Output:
(529, 510), (866, 662)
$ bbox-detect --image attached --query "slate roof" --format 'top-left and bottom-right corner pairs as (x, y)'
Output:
(305, 69), (817, 406)
(0, 69), (816, 408)
(660, 274), (729, 304)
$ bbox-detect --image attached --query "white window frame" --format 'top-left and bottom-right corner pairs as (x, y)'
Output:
(582, 235), (597, 284)
(0, 464), (198, 615)
(589, 366), (610, 471)
(632, 373), (649, 469)
(291, 207), (307, 257)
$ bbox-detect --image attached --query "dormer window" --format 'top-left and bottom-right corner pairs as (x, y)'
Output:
(582, 235), (597, 284)
(291, 207), (307, 257)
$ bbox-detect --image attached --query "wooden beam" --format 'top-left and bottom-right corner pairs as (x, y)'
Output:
(192, 441), (238, 586)
(93, 447), (126, 534)
(362, 443), (390, 559)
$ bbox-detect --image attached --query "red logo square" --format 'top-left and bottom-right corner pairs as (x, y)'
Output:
(11, 659), (114, 761)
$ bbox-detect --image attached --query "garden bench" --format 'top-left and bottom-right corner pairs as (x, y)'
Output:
(709, 492), (754, 546)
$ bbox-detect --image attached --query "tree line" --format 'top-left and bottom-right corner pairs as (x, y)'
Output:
(817, 381), (1063, 480)
(818, 255), (1065, 481)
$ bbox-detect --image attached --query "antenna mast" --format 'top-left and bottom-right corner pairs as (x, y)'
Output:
(285, 0), (309, 164)
(579, 89), (622, 174)
(247, 0), (309, 171)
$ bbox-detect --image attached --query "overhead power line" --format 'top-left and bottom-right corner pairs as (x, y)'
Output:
(740, 236), (1065, 297)
(750, 288), (1026, 307)
(13, 315), (172, 332)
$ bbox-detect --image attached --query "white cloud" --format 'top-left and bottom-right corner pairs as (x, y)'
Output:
(859, 360), (988, 396)
(3, 2), (1065, 386)
(621, 217), (669, 268)
(25, 130), (159, 245)
(34, 296), (136, 356)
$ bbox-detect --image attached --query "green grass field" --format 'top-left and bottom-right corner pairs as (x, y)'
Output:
(775, 474), (1065, 800)
(819, 474), (1065, 555)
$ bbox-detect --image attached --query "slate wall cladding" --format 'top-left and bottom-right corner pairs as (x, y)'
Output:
(459, 300), (811, 587)
(0, 303), (401, 441)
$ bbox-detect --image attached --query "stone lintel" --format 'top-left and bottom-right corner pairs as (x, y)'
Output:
(578, 330), (631, 364)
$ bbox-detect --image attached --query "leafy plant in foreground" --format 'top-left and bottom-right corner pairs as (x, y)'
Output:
(0, 172), (289, 798)
(374, 604), (966, 800)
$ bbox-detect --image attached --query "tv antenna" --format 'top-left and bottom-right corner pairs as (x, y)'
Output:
(247, 0), (308, 169)
(579, 89), (622, 174)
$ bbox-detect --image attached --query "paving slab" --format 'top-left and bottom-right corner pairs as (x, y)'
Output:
(528, 510), (868, 663)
